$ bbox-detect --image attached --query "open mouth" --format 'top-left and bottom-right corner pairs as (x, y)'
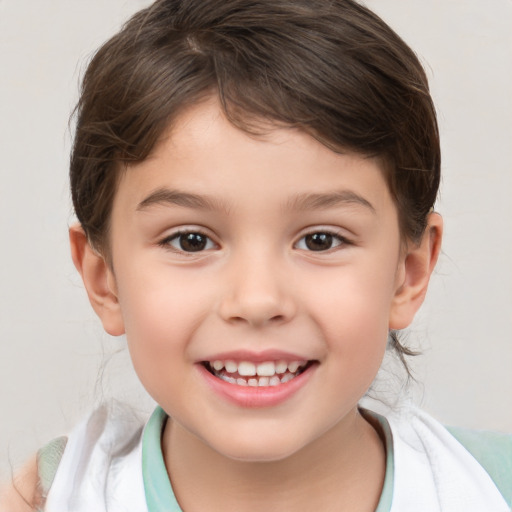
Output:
(202, 359), (315, 387)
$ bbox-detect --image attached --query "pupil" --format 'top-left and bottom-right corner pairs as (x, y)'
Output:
(180, 233), (207, 252)
(305, 233), (332, 251)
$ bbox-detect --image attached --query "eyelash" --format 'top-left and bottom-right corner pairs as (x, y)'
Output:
(159, 229), (350, 254)
(294, 230), (350, 252)
(159, 230), (217, 254)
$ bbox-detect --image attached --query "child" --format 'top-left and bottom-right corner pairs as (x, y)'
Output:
(2, 0), (511, 510)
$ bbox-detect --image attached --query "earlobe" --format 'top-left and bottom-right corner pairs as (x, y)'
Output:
(69, 224), (125, 336)
(389, 213), (443, 330)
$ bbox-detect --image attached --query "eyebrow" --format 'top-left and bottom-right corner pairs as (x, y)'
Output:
(286, 190), (376, 213)
(136, 187), (375, 215)
(136, 188), (229, 214)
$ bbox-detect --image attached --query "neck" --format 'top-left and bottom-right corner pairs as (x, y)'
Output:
(162, 408), (386, 512)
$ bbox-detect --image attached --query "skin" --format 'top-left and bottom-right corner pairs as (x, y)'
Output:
(3, 97), (441, 512)
(0, 456), (39, 511)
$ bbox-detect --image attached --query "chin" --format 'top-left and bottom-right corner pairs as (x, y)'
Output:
(206, 431), (308, 463)
(222, 447), (298, 463)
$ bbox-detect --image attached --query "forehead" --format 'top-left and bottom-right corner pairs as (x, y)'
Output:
(114, 98), (395, 218)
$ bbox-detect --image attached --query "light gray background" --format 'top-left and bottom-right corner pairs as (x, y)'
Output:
(1, 0), (511, 480)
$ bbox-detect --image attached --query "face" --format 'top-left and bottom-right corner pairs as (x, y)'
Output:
(105, 98), (408, 461)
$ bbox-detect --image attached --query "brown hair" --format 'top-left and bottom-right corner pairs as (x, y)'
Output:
(70, 0), (440, 366)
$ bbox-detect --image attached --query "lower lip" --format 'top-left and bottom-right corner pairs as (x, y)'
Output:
(197, 364), (316, 408)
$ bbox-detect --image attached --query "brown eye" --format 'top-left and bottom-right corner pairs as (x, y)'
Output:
(180, 233), (207, 251)
(295, 232), (345, 252)
(305, 233), (333, 251)
(165, 232), (215, 252)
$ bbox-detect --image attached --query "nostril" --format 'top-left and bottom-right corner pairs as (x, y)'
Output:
(228, 314), (284, 325)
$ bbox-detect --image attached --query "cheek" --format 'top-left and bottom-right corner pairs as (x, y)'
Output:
(302, 260), (397, 370)
(119, 264), (202, 326)
(115, 269), (212, 373)
(305, 267), (396, 330)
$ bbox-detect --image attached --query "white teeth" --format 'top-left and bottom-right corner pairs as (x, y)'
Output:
(238, 361), (256, 376)
(209, 358), (310, 386)
(281, 372), (294, 383)
(256, 361), (275, 376)
(220, 372), (300, 386)
(212, 360), (224, 371)
(258, 377), (270, 386)
(225, 360), (237, 373)
(275, 361), (287, 374)
(269, 376), (281, 386)
(288, 361), (300, 373)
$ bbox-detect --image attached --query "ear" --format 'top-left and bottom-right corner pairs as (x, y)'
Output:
(389, 213), (443, 330)
(69, 224), (125, 336)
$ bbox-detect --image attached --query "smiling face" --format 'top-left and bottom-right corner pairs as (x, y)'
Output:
(73, 98), (438, 462)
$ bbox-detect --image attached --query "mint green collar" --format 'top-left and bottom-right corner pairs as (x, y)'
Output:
(363, 408), (395, 512)
(142, 407), (182, 511)
(142, 406), (394, 512)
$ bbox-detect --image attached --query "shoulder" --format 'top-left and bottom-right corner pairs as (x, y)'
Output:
(1, 403), (148, 512)
(0, 436), (69, 512)
(386, 403), (512, 508)
(48, 401), (146, 478)
(0, 456), (40, 512)
(447, 424), (512, 460)
(447, 425), (512, 507)
(37, 436), (68, 503)
(42, 403), (148, 510)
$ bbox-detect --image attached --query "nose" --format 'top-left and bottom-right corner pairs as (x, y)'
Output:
(218, 254), (296, 328)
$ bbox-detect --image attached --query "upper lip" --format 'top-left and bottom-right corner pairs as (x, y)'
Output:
(198, 349), (314, 363)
